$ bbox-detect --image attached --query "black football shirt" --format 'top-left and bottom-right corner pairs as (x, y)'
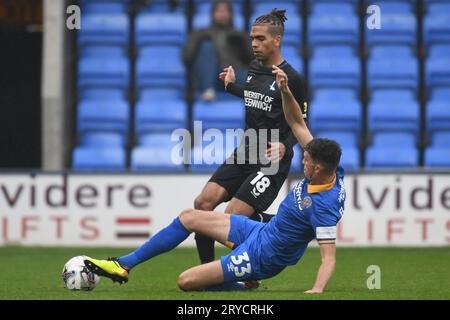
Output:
(226, 59), (308, 171)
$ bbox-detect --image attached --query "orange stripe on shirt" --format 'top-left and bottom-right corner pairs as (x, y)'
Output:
(225, 241), (235, 249)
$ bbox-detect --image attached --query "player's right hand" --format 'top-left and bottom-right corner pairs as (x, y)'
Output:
(219, 65), (236, 87)
(272, 65), (289, 92)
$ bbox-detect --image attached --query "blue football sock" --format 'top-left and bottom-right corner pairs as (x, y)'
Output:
(118, 217), (190, 269)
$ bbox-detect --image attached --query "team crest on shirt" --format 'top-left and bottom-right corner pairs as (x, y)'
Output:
(301, 196), (312, 209)
(269, 80), (277, 91)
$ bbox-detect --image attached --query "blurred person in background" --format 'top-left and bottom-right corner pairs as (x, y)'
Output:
(183, 0), (253, 101)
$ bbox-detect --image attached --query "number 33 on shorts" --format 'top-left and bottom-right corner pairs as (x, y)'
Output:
(230, 252), (252, 277)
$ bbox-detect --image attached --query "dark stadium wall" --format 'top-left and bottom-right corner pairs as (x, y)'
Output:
(0, 0), (43, 169)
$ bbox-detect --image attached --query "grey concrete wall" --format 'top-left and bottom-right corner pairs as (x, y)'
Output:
(41, 0), (69, 170)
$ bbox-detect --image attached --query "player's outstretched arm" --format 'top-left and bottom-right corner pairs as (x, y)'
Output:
(305, 244), (336, 294)
(272, 65), (313, 148)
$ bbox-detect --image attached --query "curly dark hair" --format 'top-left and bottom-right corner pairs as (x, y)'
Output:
(252, 8), (287, 36)
(305, 138), (342, 174)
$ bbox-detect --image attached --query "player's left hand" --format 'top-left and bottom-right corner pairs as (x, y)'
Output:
(304, 289), (323, 294)
(265, 142), (286, 163)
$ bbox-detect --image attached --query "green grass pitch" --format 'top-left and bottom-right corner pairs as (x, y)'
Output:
(0, 246), (449, 300)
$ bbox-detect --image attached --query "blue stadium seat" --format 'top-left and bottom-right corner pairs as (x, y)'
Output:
(80, 132), (125, 147)
(79, 88), (126, 101)
(213, 91), (243, 102)
(367, 45), (419, 92)
(131, 127), (187, 173)
(424, 147), (450, 168)
(138, 133), (179, 146)
(372, 132), (416, 147)
(430, 131), (450, 147)
(72, 147), (126, 171)
(81, 2), (127, 14)
(366, 2), (417, 47)
(429, 85), (450, 102)
(427, 93), (450, 136)
(426, 45), (450, 88)
(314, 0), (358, 4)
(313, 87), (358, 101)
(366, 146), (419, 168)
(190, 130), (241, 173)
(424, 3), (450, 45)
(78, 55), (130, 90)
(428, 44), (450, 59)
(193, 100), (245, 131)
(368, 89), (420, 137)
(136, 46), (185, 90)
(78, 12), (129, 48)
(139, 0), (187, 13)
(135, 13), (187, 46)
(309, 46), (361, 90)
(308, 3), (359, 46)
(310, 89), (362, 134)
(364, 1), (416, 12)
(139, 88), (184, 101)
(135, 100), (187, 135)
(79, 45), (124, 57)
(131, 146), (185, 172)
(424, 0), (450, 7)
(282, 45), (303, 73)
(340, 146), (360, 171)
(250, 0), (300, 4)
(77, 100), (129, 136)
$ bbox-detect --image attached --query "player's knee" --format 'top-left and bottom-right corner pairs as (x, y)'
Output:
(179, 208), (196, 231)
(177, 272), (196, 291)
(194, 195), (216, 211)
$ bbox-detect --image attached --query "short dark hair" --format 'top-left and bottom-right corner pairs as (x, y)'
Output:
(305, 138), (342, 174)
(252, 8), (287, 36)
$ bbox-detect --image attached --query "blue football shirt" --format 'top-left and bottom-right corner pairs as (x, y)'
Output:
(255, 166), (346, 268)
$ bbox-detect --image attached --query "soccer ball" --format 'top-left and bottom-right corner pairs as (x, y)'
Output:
(62, 255), (100, 291)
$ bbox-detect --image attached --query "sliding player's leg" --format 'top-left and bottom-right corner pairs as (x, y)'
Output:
(84, 209), (232, 284)
(178, 215), (266, 292)
(177, 260), (225, 291)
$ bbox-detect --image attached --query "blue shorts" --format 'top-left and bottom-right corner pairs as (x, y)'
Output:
(220, 215), (285, 282)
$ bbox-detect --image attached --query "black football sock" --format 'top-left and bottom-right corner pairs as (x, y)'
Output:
(194, 233), (215, 264)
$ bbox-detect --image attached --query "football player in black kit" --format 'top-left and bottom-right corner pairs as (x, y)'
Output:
(194, 8), (308, 264)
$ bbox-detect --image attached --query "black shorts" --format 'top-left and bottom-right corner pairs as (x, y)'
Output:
(209, 157), (292, 213)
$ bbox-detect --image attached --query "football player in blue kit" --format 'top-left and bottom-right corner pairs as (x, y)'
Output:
(84, 66), (346, 294)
